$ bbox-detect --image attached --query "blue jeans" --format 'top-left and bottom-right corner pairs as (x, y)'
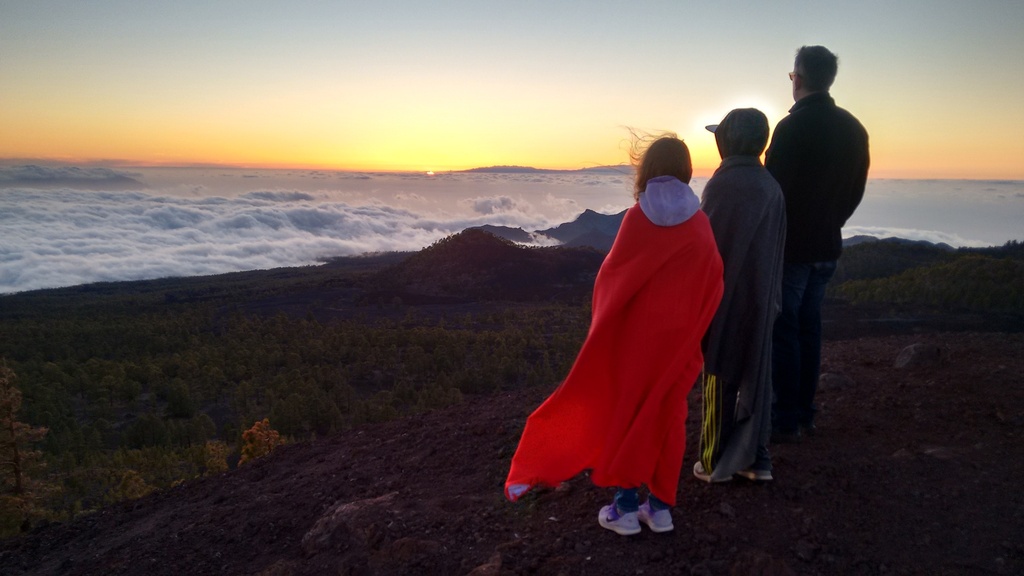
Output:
(771, 261), (837, 432)
(613, 488), (669, 513)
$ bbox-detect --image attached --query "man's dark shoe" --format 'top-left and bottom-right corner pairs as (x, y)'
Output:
(801, 423), (817, 437)
(770, 428), (802, 444)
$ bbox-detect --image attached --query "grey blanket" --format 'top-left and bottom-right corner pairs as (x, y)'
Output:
(699, 155), (787, 480)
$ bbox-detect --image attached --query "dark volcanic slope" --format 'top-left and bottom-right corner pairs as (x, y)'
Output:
(368, 229), (606, 302)
(1, 331), (1022, 576)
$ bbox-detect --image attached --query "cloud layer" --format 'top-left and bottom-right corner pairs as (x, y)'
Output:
(0, 167), (637, 294)
(2, 167), (1020, 294)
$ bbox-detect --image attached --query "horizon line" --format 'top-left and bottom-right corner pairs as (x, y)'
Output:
(1, 157), (1022, 182)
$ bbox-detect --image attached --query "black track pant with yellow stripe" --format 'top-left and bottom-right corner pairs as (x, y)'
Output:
(698, 371), (737, 474)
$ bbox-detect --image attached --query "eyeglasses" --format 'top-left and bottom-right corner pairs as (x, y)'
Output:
(788, 72), (800, 81)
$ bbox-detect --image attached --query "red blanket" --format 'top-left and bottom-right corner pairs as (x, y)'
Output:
(505, 204), (723, 506)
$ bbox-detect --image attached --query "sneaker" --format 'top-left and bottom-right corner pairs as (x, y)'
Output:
(735, 467), (773, 481)
(693, 461), (732, 483)
(637, 501), (674, 533)
(598, 504), (641, 536)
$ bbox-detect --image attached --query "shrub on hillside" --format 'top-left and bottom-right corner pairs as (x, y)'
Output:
(834, 255), (1024, 312)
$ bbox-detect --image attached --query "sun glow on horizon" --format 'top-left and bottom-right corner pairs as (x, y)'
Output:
(3, 2), (1023, 180)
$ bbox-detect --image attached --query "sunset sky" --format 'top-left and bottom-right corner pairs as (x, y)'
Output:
(2, 1), (1023, 178)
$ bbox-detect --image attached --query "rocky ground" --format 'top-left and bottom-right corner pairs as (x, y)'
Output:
(1, 323), (1022, 575)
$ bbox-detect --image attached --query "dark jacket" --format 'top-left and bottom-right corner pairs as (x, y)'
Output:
(765, 92), (869, 263)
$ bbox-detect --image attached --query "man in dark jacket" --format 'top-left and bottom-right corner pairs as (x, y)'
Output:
(766, 45), (870, 441)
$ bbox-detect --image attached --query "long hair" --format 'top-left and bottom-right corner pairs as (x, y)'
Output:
(629, 131), (692, 200)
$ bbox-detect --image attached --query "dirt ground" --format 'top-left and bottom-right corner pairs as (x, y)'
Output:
(1, 327), (1022, 575)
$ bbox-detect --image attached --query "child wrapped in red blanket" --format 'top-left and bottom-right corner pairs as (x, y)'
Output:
(505, 135), (723, 536)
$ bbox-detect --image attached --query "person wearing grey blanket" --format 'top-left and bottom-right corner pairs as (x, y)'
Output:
(694, 108), (787, 483)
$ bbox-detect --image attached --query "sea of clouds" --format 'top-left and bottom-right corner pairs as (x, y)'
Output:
(0, 166), (635, 294)
(1, 165), (1021, 294)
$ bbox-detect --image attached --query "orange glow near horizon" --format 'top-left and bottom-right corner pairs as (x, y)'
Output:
(2, 99), (1022, 179)
(4, 3), (1024, 181)
(0, 98), (751, 176)
(6, 147), (1022, 181)
(2, 65), (1021, 179)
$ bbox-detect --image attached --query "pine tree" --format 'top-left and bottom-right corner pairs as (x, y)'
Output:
(202, 440), (230, 475)
(238, 418), (284, 465)
(0, 360), (51, 535)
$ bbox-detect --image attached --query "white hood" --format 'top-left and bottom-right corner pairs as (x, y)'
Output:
(638, 175), (700, 227)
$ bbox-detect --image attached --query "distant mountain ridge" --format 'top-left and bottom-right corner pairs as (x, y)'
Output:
(536, 209), (626, 252)
(466, 225), (535, 244)
(458, 165), (631, 175)
(475, 212), (975, 256)
(843, 235), (955, 251)
(470, 209), (627, 253)
(0, 164), (143, 190)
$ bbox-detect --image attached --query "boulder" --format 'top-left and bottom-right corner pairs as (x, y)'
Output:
(894, 343), (943, 368)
